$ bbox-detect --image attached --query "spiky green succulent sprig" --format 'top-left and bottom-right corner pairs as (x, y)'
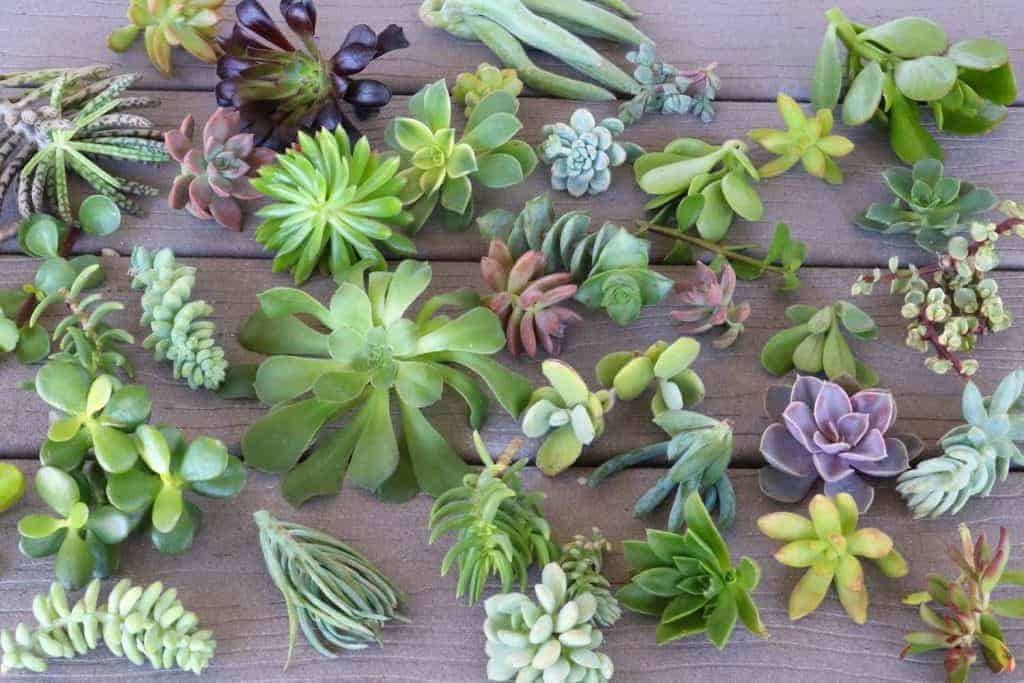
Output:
(560, 529), (621, 627)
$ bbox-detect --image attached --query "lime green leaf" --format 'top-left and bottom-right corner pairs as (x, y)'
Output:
(843, 61), (885, 125)
(895, 56), (958, 102)
(811, 24), (842, 110)
(859, 17), (947, 58)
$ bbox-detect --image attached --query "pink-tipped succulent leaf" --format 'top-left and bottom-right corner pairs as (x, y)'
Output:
(672, 262), (750, 348)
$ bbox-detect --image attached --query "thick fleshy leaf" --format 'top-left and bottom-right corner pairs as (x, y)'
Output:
(134, 424), (171, 475)
(683, 492), (730, 569)
(760, 424), (815, 477)
(400, 400), (469, 497)
(434, 351), (532, 419)
(809, 494), (841, 537)
(106, 469), (161, 512)
(394, 360), (444, 408)
(895, 56), (958, 102)
(843, 61), (885, 125)
(255, 356), (349, 405)
(347, 388), (399, 491)
(90, 424), (138, 474)
(811, 24), (842, 110)
(152, 485), (184, 534)
(35, 466), (80, 517)
(36, 361), (90, 415)
(78, 195), (121, 236)
(653, 338), (700, 380)
(151, 501), (201, 555)
(180, 437), (229, 482)
(536, 424), (583, 476)
(86, 505), (135, 545)
(789, 564), (834, 620)
(242, 398), (341, 473)
(835, 553), (868, 624)
(757, 512), (816, 541)
(542, 360), (589, 406)
(847, 528), (894, 559)
(705, 592), (739, 650)
(859, 17), (948, 59)
(100, 386), (152, 429)
(18, 514), (63, 539)
(192, 457), (247, 499)
(55, 531), (93, 589)
(823, 472), (875, 512)
(259, 287), (333, 327)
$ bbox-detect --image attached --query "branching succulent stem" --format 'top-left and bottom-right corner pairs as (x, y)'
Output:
(641, 222), (790, 274)
(14, 225), (81, 328)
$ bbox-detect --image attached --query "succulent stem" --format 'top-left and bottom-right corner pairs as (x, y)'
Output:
(640, 222), (791, 274)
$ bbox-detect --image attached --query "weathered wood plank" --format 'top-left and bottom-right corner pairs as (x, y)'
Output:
(0, 0), (1021, 103)
(1, 464), (1021, 682)
(3, 95), (1024, 269)
(2, 256), (1021, 462)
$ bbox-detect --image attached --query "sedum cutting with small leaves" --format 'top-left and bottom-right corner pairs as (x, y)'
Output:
(560, 530), (621, 628)
(620, 44), (720, 125)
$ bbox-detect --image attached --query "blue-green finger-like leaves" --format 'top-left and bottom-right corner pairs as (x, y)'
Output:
(347, 388), (399, 491)
(242, 398), (343, 473)
(401, 399), (470, 497)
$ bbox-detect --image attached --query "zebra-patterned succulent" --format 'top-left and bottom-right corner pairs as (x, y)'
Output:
(539, 109), (642, 198)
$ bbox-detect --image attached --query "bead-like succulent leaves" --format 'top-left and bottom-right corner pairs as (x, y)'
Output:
(759, 376), (918, 512)
(672, 262), (750, 349)
(454, 63), (523, 117)
(108, 0), (223, 78)
(216, 0), (409, 149)
(748, 93), (854, 184)
(165, 108), (277, 232)
(251, 128), (415, 284)
(595, 337), (705, 417)
(481, 239), (581, 358)
(387, 80), (537, 231)
(898, 368), (1024, 519)
(484, 563), (614, 683)
(618, 493), (766, 648)
(560, 530), (621, 628)
(239, 260), (533, 506)
(538, 109), (643, 197)
(759, 493), (908, 624)
(901, 525), (1024, 682)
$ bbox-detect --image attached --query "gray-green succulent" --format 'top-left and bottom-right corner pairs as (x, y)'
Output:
(538, 109), (643, 197)
(621, 44), (720, 125)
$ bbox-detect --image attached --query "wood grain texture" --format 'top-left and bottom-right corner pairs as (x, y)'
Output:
(2, 95), (1023, 269)
(0, 0), (1020, 103)
(1, 464), (1022, 682)
(2, 256), (1021, 462)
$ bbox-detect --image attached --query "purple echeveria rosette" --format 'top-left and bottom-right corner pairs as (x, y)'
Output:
(758, 375), (915, 512)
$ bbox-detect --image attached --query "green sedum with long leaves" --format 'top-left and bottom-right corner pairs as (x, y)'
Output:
(239, 260), (533, 506)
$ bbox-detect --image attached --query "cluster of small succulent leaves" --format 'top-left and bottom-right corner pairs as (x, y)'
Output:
(522, 360), (612, 477)
(898, 369), (1024, 519)
(387, 79), (537, 231)
(902, 525), (1024, 682)
(595, 337), (705, 418)
(748, 93), (855, 185)
(589, 409), (735, 533)
(165, 108), (277, 232)
(618, 493), (766, 648)
(251, 128), (415, 284)
(761, 300), (880, 388)
(0, 67), (165, 224)
(454, 63), (523, 117)
(239, 260), (532, 506)
(759, 493), (908, 625)
(419, 0), (648, 101)
(0, 578), (215, 674)
(130, 247), (228, 390)
(538, 109), (643, 198)
(254, 511), (405, 663)
(560, 530), (622, 628)
(759, 376), (920, 513)
(621, 43), (720, 125)
(478, 193), (673, 325)
(672, 262), (750, 349)
(635, 138), (763, 243)
(481, 239), (581, 358)
(216, 0), (409, 149)
(852, 203), (1024, 378)
(857, 160), (999, 253)
(812, 8), (1017, 163)
(429, 434), (557, 605)
(107, 0), (223, 77)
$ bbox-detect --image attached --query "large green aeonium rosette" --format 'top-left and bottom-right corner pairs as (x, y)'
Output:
(239, 260), (533, 506)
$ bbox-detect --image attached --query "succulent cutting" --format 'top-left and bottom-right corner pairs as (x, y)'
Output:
(857, 159), (1000, 253)
(107, 0), (224, 77)
(538, 109), (643, 198)
(901, 525), (1024, 682)
(618, 493), (766, 648)
(165, 108), (277, 232)
(759, 375), (920, 512)
(419, 0), (648, 100)
(594, 337), (705, 417)
(387, 80), (537, 231)
(760, 493), (908, 624)
(239, 260), (533, 506)
(560, 530), (621, 628)
(621, 44), (720, 125)
(0, 463), (24, 515)
(672, 262), (750, 349)
(761, 300), (879, 388)
(812, 8), (1017, 163)
(898, 368), (1024, 519)
(454, 63), (523, 117)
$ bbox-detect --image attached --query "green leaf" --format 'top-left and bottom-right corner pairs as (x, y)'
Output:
(400, 400), (469, 497)
(134, 424), (171, 475)
(255, 357), (348, 406)
(90, 424), (138, 474)
(647, 529), (689, 563)
(423, 79), (452, 131)
(683, 492), (730, 569)
(696, 180), (734, 243)
(623, 539), (665, 572)
(36, 361), (90, 414)
(239, 309), (329, 356)
(0, 317), (17, 353)
(436, 351), (532, 419)
(416, 308), (504, 355)
(811, 24), (842, 110)
(259, 287), (334, 327)
(78, 195), (121, 236)
(822, 323), (856, 382)
(634, 567), (685, 597)
(18, 514), (63, 539)
(992, 598), (1024, 619)
(280, 421), (359, 507)
(191, 457), (246, 499)
(948, 39), (1009, 71)
(837, 301), (877, 338)
(761, 324), (810, 375)
(242, 398), (341, 473)
(959, 63), (1018, 107)
(842, 61), (885, 125)
(347, 388), (399, 491)
(394, 360), (444, 407)
(106, 469), (161, 512)
(152, 485), (184, 534)
(20, 214), (62, 258)
(655, 612), (707, 644)
(474, 153), (525, 189)
(888, 84), (942, 164)
(86, 505), (135, 545)
(55, 531), (93, 589)
(151, 501), (200, 555)
(180, 437), (229, 482)
(446, 143), (478, 178)
(616, 582), (669, 617)
(859, 17), (948, 58)
(461, 113), (522, 153)
(393, 117), (435, 152)
(35, 466), (80, 517)
(720, 170), (763, 221)
(536, 424), (583, 476)
(895, 56), (958, 102)
(705, 592), (739, 649)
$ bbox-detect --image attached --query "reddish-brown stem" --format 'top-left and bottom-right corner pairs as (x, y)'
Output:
(15, 225), (82, 327)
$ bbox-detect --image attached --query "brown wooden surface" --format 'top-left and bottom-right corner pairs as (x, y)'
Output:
(2, 0), (1023, 680)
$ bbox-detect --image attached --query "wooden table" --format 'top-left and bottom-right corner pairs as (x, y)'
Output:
(1, 1), (1022, 680)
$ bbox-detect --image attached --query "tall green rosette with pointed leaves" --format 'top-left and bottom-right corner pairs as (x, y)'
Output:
(387, 80), (537, 231)
(618, 492), (766, 648)
(239, 260), (533, 506)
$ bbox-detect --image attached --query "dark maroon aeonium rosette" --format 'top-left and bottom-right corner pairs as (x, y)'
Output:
(215, 0), (409, 149)
(759, 375), (921, 512)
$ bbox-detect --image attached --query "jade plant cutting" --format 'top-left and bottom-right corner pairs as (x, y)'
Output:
(0, 463), (24, 514)
(812, 8), (1017, 163)
(621, 44), (720, 125)
(594, 337), (705, 417)
(748, 93), (854, 184)
(216, 0), (409, 149)
(759, 493), (908, 624)
(107, 0), (223, 77)
(618, 493), (766, 648)
(538, 109), (643, 197)
(239, 260), (533, 506)
(387, 80), (537, 231)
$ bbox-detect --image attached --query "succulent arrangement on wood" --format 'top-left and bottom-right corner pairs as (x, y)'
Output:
(621, 44), (720, 125)
(594, 337), (705, 417)
(107, 0), (224, 77)
(216, 0), (409, 149)
(538, 109), (643, 198)
(454, 63), (523, 117)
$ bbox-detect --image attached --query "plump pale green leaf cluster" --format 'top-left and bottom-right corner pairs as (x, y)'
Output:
(618, 493), (765, 648)
(759, 493), (908, 625)
(479, 193), (673, 325)
(635, 138), (762, 243)
(539, 109), (643, 197)
(107, 0), (223, 77)
(387, 80), (537, 231)
(595, 337), (704, 417)
(130, 246), (228, 390)
(522, 361), (612, 477)
(0, 463), (25, 514)
(430, 433), (558, 605)
(251, 128), (415, 284)
(857, 160), (999, 253)
(749, 93), (854, 184)
(0, 578), (215, 674)
(240, 260), (532, 506)
(560, 530), (621, 628)
(454, 63), (523, 117)
(898, 368), (1024, 519)
(484, 563), (614, 683)
(621, 43), (720, 125)
(813, 8), (1016, 163)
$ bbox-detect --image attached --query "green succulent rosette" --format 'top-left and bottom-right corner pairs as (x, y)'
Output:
(748, 93), (854, 184)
